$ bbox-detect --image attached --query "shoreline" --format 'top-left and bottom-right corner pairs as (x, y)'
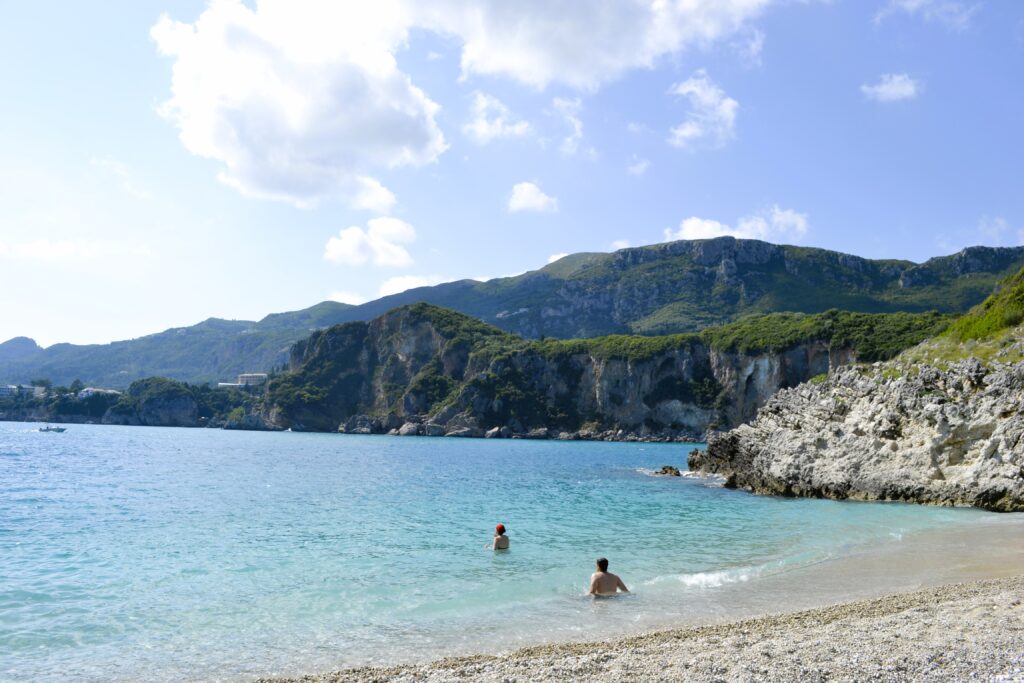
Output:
(259, 575), (1024, 682)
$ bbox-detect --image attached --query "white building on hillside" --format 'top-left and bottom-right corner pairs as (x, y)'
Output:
(78, 387), (121, 399)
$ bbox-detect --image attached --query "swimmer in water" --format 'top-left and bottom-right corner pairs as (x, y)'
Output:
(588, 557), (628, 596)
(492, 523), (510, 550)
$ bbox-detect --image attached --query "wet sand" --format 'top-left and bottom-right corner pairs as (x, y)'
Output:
(259, 574), (1024, 682)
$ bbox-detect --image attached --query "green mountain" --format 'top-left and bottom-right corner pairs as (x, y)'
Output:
(334, 238), (1024, 338)
(0, 301), (353, 388)
(3, 237), (1023, 388)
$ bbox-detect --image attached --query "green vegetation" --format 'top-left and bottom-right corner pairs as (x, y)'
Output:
(108, 377), (255, 422)
(944, 267), (1024, 342)
(896, 266), (1024, 368)
(0, 375), (255, 424)
(529, 310), (950, 363)
(702, 309), (952, 361)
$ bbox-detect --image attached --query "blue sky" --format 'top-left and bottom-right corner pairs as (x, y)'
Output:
(1, 0), (1022, 346)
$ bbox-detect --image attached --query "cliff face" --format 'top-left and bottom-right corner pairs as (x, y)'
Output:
(266, 305), (873, 437)
(689, 359), (1024, 511)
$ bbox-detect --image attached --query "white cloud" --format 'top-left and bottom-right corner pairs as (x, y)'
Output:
(553, 97), (585, 156)
(463, 91), (530, 144)
(324, 217), (417, 267)
(733, 27), (765, 67)
(90, 156), (152, 200)
(377, 274), (450, 297)
(627, 157), (650, 175)
(611, 239), (631, 250)
(665, 205), (809, 243)
(874, 0), (979, 31)
(420, 0), (778, 90)
(547, 252), (569, 263)
(152, 2), (795, 206)
(151, 2), (446, 210)
(668, 70), (738, 149)
(0, 239), (152, 262)
(330, 290), (368, 305)
(508, 182), (558, 213)
(861, 73), (922, 102)
(351, 177), (398, 214)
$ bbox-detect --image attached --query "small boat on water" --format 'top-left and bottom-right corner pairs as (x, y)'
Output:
(39, 425), (66, 433)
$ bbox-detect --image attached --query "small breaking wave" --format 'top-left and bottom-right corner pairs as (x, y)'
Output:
(643, 562), (775, 589)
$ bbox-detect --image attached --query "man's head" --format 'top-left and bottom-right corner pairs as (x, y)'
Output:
(596, 557), (608, 572)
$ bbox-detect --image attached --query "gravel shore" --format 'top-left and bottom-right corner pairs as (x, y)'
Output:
(260, 575), (1024, 682)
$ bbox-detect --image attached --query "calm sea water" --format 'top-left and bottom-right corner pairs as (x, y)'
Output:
(2, 422), (1022, 681)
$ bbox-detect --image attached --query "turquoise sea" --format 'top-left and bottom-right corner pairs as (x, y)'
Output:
(2, 422), (1023, 681)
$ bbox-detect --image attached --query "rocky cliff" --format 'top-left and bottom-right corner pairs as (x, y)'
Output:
(689, 266), (1024, 511)
(265, 304), (945, 438)
(689, 360), (1024, 511)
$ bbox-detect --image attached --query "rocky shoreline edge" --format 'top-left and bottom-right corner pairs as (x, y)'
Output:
(258, 575), (1024, 683)
(688, 359), (1024, 512)
(0, 413), (704, 443)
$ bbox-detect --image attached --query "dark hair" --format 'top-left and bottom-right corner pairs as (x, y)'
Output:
(596, 557), (608, 571)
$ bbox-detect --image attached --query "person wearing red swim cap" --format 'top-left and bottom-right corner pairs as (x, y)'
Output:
(492, 523), (509, 550)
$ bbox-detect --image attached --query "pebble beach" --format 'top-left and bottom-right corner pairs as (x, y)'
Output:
(262, 575), (1024, 683)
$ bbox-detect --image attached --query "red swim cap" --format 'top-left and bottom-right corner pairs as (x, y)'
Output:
(495, 523), (506, 535)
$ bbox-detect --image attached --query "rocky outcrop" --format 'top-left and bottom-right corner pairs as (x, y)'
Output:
(688, 359), (1024, 511)
(103, 393), (199, 427)
(101, 377), (200, 427)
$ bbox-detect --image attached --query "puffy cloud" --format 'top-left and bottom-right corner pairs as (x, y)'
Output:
(420, 0), (775, 90)
(508, 182), (558, 213)
(861, 73), (922, 102)
(874, 0), (979, 30)
(611, 239), (631, 250)
(547, 252), (569, 263)
(668, 70), (738, 149)
(152, 1), (794, 206)
(151, 1), (446, 210)
(463, 91), (530, 144)
(377, 274), (450, 297)
(665, 205), (809, 243)
(351, 177), (398, 214)
(324, 217), (416, 267)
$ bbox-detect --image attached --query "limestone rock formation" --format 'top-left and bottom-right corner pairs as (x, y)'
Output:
(689, 359), (1024, 511)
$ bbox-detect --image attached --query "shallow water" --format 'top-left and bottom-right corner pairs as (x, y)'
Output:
(1, 422), (1022, 681)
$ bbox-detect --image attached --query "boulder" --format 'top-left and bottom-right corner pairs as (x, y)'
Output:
(445, 427), (483, 438)
(423, 423), (446, 437)
(398, 422), (422, 436)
